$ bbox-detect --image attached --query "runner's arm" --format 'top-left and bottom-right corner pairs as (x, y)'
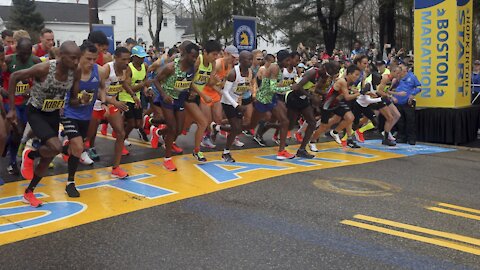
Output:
(338, 80), (360, 101)
(97, 65), (108, 107)
(121, 67), (136, 96)
(268, 64), (290, 93)
(222, 68), (238, 107)
(7, 62), (50, 109)
(69, 68), (83, 106)
(32, 56), (42, 64)
(153, 63), (175, 100)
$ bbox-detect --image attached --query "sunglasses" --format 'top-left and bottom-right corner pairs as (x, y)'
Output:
(256, 58), (264, 61)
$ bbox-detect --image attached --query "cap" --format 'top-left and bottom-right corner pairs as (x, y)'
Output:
(225, 45), (239, 58)
(474, 60), (480, 65)
(298, 63), (306, 68)
(376, 60), (387, 66)
(131, 45), (148, 58)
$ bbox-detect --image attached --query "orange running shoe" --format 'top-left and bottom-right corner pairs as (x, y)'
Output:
(150, 126), (160, 149)
(112, 166), (128, 179)
(22, 190), (42, 207)
(355, 130), (365, 143)
(163, 159), (177, 171)
(295, 132), (303, 143)
(172, 143), (183, 154)
(276, 150), (295, 160)
(121, 145), (130, 156)
(21, 149), (35, 180)
(101, 123), (108, 136)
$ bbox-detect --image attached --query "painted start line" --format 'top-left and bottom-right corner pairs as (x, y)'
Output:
(0, 140), (454, 246)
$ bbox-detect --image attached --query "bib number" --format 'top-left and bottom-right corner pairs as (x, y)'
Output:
(42, 99), (65, 110)
(15, 82), (29, 95)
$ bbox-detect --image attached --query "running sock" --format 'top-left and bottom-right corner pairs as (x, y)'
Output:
(26, 175), (42, 192)
(27, 150), (41, 159)
(342, 130), (354, 141)
(359, 122), (375, 133)
(67, 156), (80, 181)
(223, 149), (230, 154)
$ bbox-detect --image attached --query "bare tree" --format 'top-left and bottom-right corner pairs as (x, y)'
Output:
(143, 0), (164, 49)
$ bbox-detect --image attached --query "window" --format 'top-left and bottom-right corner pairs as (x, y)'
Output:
(56, 40), (60, 47)
(111, 16), (116, 25)
(163, 20), (167, 27)
(137, 17), (143, 26)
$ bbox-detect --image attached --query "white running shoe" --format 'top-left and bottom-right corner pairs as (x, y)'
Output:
(309, 143), (319, 152)
(80, 151), (94, 165)
(124, 139), (131, 146)
(381, 131), (396, 141)
(201, 136), (216, 149)
(233, 137), (244, 147)
(329, 130), (342, 144)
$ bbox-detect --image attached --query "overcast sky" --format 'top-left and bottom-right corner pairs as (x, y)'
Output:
(0, 0), (88, 5)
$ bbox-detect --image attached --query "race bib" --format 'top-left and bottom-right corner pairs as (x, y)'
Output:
(234, 83), (250, 95)
(107, 83), (123, 95)
(280, 78), (295, 87)
(78, 91), (94, 104)
(174, 80), (192, 92)
(42, 99), (65, 111)
(15, 82), (29, 95)
(195, 71), (211, 86)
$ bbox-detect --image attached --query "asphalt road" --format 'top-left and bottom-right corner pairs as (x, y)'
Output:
(0, 129), (479, 269)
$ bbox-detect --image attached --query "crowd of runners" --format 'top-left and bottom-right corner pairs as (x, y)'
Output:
(0, 28), (419, 208)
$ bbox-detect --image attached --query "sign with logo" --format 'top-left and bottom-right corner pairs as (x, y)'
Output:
(233, 15), (256, 51)
(92, 24), (115, 54)
(413, 0), (473, 108)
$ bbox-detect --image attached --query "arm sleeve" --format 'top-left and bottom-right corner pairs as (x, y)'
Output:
(270, 79), (290, 94)
(222, 80), (238, 108)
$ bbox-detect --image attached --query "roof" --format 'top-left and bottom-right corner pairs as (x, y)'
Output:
(0, 2), (89, 23)
(175, 17), (194, 36)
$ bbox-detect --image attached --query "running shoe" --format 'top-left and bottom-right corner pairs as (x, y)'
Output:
(150, 126), (160, 149)
(287, 131), (292, 139)
(143, 115), (151, 135)
(22, 190), (42, 207)
(163, 159), (177, 171)
(242, 129), (254, 137)
(308, 143), (319, 152)
(172, 142), (183, 154)
(222, 152), (235, 163)
(233, 137), (244, 147)
(201, 136), (216, 149)
(65, 183), (80, 198)
(272, 135), (280, 146)
(355, 130), (365, 143)
(344, 139), (361, 149)
(7, 163), (20, 175)
(210, 122), (219, 142)
(87, 147), (100, 161)
(137, 128), (149, 142)
(49, 162), (55, 169)
(296, 149), (315, 159)
(121, 145), (130, 156)
(330, 130), (342, 144)
(112, 166), (129, 179)
(124, 139), (131, 146)
(101, 123), (108, 136)
(382, 139), (397, 146)
(80, 151), (94, 165)
(276, 150), (296, 160)
(193, 151), (207, 162)
(253, 135), (267, 147)
(62, 140), (70, 162)
(21, 149), (34, 180)
(219, 130), (228, 139)
(294, 132), (303, 143)
(381, 131), (396, 141)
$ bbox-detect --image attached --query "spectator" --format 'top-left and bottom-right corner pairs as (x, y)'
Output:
(394, 64), (421, 145)
(350, 41), (365, 59)
(1, 30), (14, 46)
(125, 38), (137, 51)
(472, 60), (480, 104)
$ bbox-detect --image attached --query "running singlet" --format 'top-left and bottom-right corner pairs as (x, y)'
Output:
(3, 54), (35, 105)
(193, 54), (212, 92)
(278, 67), (297, 89)
(64, 64), (100, 120)
(118, 62), (146, 103)
(34, 43), (47, 57)
(28, 60), (74, 112)
(221, 65), (252, 106)
(162, 58), (194, 99)
(203, 58), (228, 94)
(322, 80), (340, 110)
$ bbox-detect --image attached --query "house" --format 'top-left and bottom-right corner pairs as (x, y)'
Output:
(0, 0), (193, 48)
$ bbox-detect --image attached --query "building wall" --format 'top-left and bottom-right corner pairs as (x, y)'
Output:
(46, 23), (89, 46)
(99, 0), (185, 48)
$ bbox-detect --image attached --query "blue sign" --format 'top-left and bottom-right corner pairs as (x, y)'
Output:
(233, 16), (256, 51)
(92, 24), (115, 54)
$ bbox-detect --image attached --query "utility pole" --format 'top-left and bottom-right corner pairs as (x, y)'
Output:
(134, 0), (137, 40)
(88, 0), (99, 32)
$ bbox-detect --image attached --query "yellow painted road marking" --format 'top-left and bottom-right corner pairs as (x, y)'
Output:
(427, 207), (480, 221)
(353, 214), (480, 246)
(341, 220), (480, 255)
(437, 203), (480, 215)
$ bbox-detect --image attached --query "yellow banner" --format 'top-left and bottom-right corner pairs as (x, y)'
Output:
(414, 0), (473, 108)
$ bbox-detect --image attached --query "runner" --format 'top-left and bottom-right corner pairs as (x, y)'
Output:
(61, 41), (110, 197)
(251, 50), (295, 160)
(288, 61), (341, 158)
(119, 45), (151, 156)
(213, 50), (254, 162)
(0, 46), (7, 184)
(152, 42), (199, 171)
(2, 38), (42, 176)
(32, 28), (55, 58)
(187, 40), (222, 161)
(6, 41), (81, 207)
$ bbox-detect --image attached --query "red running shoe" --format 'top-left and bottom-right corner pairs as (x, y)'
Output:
(355, 130), (365, 143)
(143, 115), (151, 135)
(21, 149), (34, 180)
(172, 143), (183, 154)
(150, 126), (159, 149)
(163, 159), (177, 171)
(101, 123), (108, 136)
(121, 145), (130, 156)
(276, 150), (295, 160)
(111, 166), (128, 179)
(22, 190), (42, 207)
(294, 132), (303, 143)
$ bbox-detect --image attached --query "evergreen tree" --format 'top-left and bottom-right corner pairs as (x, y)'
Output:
(8, 0), (45, 41)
